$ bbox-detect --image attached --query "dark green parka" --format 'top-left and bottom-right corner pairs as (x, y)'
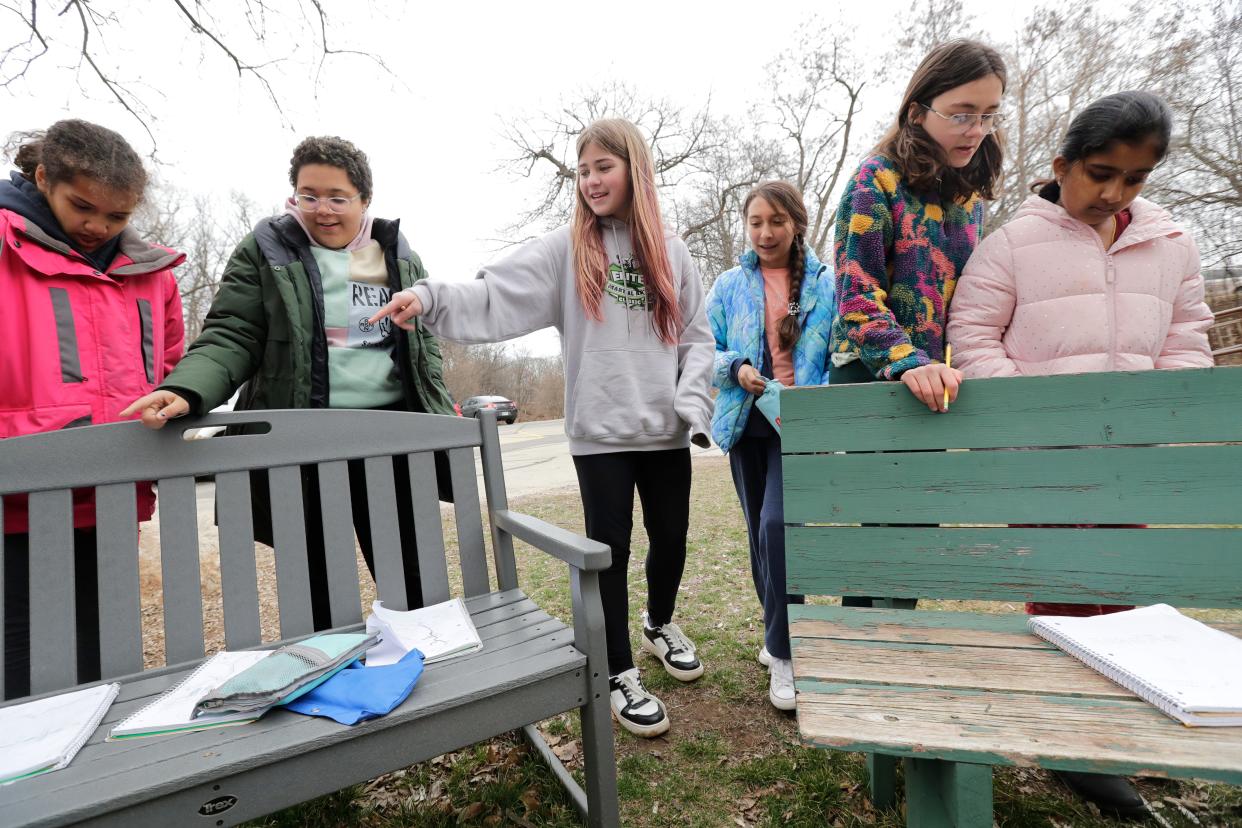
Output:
(162, 214), (454, 416)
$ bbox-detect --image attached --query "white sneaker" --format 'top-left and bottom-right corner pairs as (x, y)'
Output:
(608, 668), (670, 738)
(769, 657), (796, 711)
(640, 611), (704, 681)
(758, 646), (772, 667)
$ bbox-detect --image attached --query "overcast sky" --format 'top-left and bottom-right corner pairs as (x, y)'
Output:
(6, 0), (1078, 355)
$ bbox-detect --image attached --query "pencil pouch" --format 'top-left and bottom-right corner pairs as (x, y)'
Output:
(193, 632), (379, 716)
(755, 380), (785, 433)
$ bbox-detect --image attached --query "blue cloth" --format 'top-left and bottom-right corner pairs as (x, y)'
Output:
(283, 648), (425, 725)
(707, 246), (835, 453)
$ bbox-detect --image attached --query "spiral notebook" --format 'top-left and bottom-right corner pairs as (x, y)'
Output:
(1029, 604), (1242, 727)
(0, 682), (119, 784)
(109, 650), (272, 739)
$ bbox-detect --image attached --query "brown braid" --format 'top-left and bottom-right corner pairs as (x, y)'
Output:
(777, 233), (806, 350)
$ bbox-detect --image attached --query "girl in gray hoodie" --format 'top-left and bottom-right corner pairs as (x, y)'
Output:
(372, 118), (714, 738)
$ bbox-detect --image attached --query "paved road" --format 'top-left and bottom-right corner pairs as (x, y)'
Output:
(482, 417), (720, 499)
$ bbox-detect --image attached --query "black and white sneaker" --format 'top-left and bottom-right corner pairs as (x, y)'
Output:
(608, 668), (669, 738)
(640, 611), (704, 681)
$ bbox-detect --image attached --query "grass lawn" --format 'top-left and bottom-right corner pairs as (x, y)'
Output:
(246, 455), (1242, 827)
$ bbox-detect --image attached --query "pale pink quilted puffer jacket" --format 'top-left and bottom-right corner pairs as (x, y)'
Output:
(948, 194), (1213, 378)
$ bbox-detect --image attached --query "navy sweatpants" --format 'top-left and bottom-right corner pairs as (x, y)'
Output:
(728, 416), (803, 661)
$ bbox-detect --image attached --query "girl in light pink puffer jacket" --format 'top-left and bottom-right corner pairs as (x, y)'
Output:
(947, 92), (1214, 817)
(949, 91), (1213, 377)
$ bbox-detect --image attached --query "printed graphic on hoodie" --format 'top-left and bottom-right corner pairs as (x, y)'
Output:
(605, 254), (653, 311)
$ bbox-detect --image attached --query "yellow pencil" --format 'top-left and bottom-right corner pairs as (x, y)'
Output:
(943, 344), (953, 411)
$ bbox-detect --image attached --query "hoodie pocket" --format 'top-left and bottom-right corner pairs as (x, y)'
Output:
(568, 349), (680, 442)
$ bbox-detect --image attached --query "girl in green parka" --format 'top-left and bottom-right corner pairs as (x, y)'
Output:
(124, 136), (454, 629)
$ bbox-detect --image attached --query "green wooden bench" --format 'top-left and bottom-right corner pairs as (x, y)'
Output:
(781, 366), (1242, 828)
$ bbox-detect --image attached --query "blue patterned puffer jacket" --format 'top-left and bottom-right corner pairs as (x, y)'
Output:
(707, 246), (835, 453)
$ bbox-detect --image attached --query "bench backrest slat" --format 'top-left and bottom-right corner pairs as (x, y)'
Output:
(314, 461), (364, 627)
(28, 489), (77, 694)
(406, 452), (451, 605)
(363, 455), (409, 611)
(94, 482), (143, 678)
(448, 447), (491, 597)
(783, 367), (1242, 452)
(0, 410), (516, 700)
(214, 470), (263, 650)
(156, 475), (206, 665)
(782, 367), (1242, 609)
(267, 464), (315, 640)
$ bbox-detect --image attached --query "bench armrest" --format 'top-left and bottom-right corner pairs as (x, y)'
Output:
(492, 509), (612, 572)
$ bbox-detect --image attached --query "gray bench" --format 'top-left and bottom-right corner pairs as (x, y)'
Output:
(0, 409), (618, 827)
(781, 366), (1242, 828)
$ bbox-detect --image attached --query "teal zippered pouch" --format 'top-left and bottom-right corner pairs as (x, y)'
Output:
(193, 633), (378, 717)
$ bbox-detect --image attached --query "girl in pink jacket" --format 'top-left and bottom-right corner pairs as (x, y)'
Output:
(1, 120), (184, 700)
(947, 91), (1213, 818)
(949, 91), (1213, 377)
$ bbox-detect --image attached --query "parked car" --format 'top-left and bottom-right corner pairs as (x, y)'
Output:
(460, 395), (518, 424)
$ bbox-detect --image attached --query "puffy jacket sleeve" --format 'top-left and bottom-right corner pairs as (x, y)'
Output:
(833, 167), (927, 379)
(672, 244), (715, 446)
(1156, 236), (1215, 369)
(707, 274), (741, 390)
(411, 234), (560, 343)
(947, 229), (1022, 378)
(160, 236), (268, 414)
(161, 269), (186, 377)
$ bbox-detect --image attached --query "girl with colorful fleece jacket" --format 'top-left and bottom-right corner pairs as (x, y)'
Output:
(707, 181), (833, 712)
(829, 39), (1007, 413)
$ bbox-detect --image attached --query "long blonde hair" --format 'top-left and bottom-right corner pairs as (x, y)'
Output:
(572, 119), (679, 345)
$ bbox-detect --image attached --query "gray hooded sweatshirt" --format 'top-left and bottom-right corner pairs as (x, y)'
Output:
(411, 219), (714, 455)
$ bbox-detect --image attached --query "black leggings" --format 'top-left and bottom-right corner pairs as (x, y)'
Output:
(572, 448), (692, 676)
(4, 528), (101, 700)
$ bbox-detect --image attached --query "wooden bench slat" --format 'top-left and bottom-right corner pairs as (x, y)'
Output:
(214, 471), (262, 650)
(267, 465), (314, 639)
(786, 527), (1242, 607)
(790, 606), (1050, 649)
(94, 483), (143, 680)
(363, 456), (408, 610)
(28, 489), (77, 693)
(793, 636), (1130, 698)
(155, 476), (205, 666)
(316, 461), (363, 628)
(448, 447), (490, 597)
(795, 681), (1242, 785)
(785, 444), (1242, 525)
(406, 451), (450, 605)
(781, 366), (1242, 452)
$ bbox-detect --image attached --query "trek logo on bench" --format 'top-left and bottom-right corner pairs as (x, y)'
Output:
(199, 795), (238, 816)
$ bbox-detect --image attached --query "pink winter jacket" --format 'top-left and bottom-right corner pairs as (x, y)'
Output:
(1, 208), (186, 533)
(948, 195), (1214, 378)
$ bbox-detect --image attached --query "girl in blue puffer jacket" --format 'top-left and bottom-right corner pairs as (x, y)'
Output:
(706, 180), (834, 711)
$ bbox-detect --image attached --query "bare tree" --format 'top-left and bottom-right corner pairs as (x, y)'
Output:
(0, 0), (401, 151)
(133, 182), (264, 341)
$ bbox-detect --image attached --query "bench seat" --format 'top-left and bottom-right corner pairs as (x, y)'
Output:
(1, 589), (585, 828)
(791, 604), (1242, 784)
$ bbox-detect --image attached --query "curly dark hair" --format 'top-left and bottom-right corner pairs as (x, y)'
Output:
(873, 40), (1007, 203)
(288, 136), (372, 202)
(4, 119), (147, 198)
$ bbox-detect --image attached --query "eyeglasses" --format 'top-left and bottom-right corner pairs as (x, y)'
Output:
(292, 193), (362, 214)
(919, 104), (1005, 135)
